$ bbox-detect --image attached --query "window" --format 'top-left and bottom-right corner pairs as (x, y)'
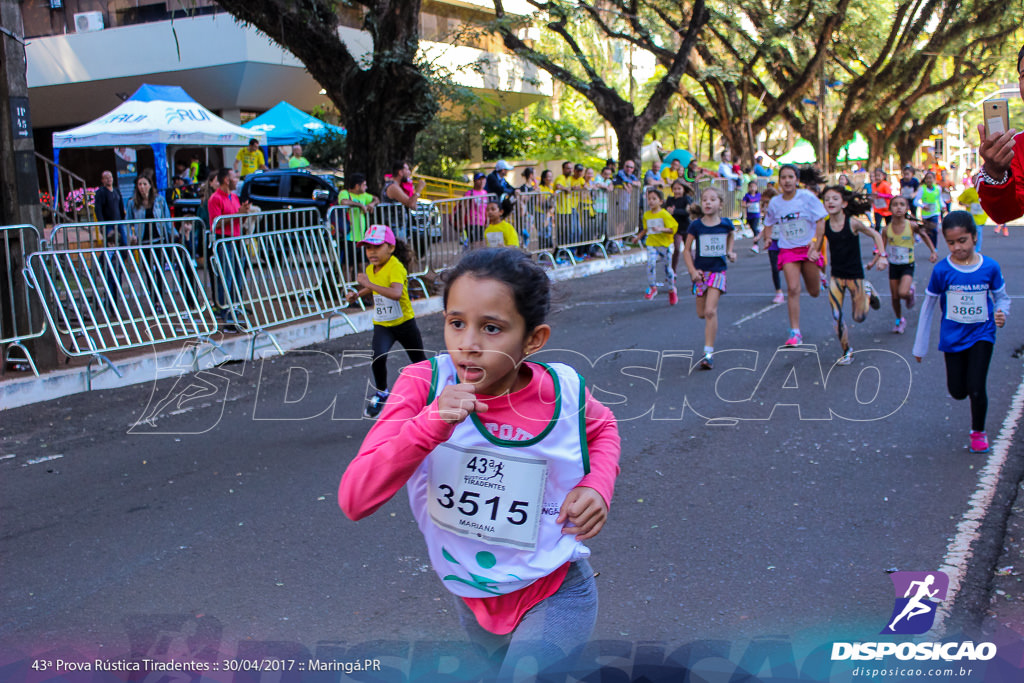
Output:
(287, 174), (324, 200)
(246, 176), (280, 199)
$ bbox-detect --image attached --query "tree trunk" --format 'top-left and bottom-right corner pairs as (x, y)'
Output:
(342, 64), (437, 194)
(613, 120), (644, 167)
(215, 0), (437, 195)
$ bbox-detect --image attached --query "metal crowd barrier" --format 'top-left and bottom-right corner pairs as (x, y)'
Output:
(371, 202), (437, 295)
(695, 178), (743, 220)
(325, 204), (372, 309)
(210, 206), (322, 240)
(425, 194), (495, 273)
(209, 224), (355, 359)
(605, 185), (644, 247)
(23, 243), (220, 389)
(2, 225), (47, 375)
(48, 216), (205, 253)
(509, 191), (556, 265)
(547, 188), (609, 264)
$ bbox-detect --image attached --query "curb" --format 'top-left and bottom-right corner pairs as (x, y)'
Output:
(0, 250), (646, 410)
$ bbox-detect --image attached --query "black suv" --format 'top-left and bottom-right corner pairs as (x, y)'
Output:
(238, 168), (344, 217)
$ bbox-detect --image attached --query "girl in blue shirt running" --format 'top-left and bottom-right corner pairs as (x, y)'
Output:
(912, 211), (1010, 454)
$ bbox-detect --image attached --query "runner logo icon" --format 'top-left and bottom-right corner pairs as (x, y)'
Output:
(881, 571), (949, 635)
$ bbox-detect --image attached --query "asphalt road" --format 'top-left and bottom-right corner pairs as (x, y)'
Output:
(2, 234), (1024, 682)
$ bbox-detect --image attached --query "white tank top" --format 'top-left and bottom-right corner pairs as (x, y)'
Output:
(406, 354), (591, 597)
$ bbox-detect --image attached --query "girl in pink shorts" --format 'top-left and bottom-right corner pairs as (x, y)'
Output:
(763, 164), (829, 346)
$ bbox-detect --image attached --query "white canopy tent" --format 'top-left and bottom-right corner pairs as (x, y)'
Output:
(52, 84), (265, 191)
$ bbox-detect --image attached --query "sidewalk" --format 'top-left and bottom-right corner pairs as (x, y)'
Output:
(0, 249), (646, 411)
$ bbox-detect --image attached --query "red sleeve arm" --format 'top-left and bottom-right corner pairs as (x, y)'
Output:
(978, 134), (1024, 224)
(338, 362), (456, 520)
(575, 389), (620, 507)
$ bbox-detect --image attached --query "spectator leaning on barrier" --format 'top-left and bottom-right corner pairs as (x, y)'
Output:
(976, 43), (1024, 223)
(520, 167), (538, 193)
(661, 158), (683, 182)
(613, 160), (641, 189)
(485, 160), (518, 203)
(338, 172), (378, 244)
(384, 161), (426, 209)
(645, 159), (665, 189)
(234, 138), (268, 179)
(465, 173), (490, 248)
(718, 149), (742, 191)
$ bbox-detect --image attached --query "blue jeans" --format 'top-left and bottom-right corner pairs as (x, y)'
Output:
(452, 559), (598, 682)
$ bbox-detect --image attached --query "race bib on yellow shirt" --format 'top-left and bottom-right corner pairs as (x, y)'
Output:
(646, 217), (666, 233)
(887, 245), (912, 264)
(373, 294), (402, 323)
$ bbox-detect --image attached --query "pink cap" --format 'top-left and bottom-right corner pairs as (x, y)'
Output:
(357, 224), (396, 247)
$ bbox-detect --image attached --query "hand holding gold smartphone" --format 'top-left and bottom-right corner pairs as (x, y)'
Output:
(983, 99), (1010, 138)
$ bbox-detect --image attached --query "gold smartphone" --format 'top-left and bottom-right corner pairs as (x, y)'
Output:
(983, 99), (1010, 137)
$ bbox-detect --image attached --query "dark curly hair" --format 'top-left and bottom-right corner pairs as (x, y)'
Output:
(822, 185), (872, 217)
(441, 249), (550, 332)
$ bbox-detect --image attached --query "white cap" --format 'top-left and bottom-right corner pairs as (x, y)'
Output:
(495, 160), (513, 171)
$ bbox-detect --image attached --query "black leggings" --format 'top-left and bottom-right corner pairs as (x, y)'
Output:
(768, 247), (781, 291)
(372, 318), (427, 392)
(943, 341), (994, 433)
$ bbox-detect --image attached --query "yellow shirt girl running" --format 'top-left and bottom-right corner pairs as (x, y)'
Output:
(882, 196), (938, 334)
(346, 224), (427, 417)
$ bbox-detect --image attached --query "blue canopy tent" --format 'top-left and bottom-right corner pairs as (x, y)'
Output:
(662, 149), (693, 169)
(243, 101), (346, 146)
(52, 84), (262, 191)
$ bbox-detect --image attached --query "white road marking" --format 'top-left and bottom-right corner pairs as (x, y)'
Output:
(931, 368), (1024, 637)
(732, 302), (783, 326)
(22, 454), (64, 466)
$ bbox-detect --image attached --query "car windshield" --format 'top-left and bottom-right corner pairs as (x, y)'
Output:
(314, 172), (345, 192)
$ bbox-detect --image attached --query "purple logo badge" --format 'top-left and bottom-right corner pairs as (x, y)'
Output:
(881, 571), (949, 635)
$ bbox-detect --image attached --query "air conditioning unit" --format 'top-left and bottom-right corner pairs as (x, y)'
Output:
(73, 12), (104, 33)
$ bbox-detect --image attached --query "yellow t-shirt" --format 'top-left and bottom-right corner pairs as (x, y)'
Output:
(661, 168), (681, 182)
(642, 209), (678, 248)
(484, 221), (520, 248)
(236, 148), (266, 177)
(555, 174), (578, 214)
(885, 223), (916, 265)
(367, 256), (415, 327)
(957, 187), (987, 225)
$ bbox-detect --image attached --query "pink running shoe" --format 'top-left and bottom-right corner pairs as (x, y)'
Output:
(969, 431), (989, 453)
(893, 317), (906, 334)
(668, 287), (678, 305)
(784, 331), (803, 346)
(772, 291), (785, 304)
(644, 286), (657, 300)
